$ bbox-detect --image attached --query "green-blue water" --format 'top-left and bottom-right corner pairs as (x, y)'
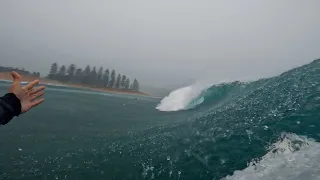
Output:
(0, 60), (319, 180)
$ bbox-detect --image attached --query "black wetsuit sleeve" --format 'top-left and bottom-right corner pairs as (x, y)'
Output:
(0, 93), (21, 125)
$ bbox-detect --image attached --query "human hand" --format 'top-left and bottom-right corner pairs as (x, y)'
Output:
(8, 71), (45, 114)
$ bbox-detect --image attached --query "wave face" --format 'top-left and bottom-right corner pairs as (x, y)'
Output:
(157, 60), (320, 112)
(148, 59), (319, 179)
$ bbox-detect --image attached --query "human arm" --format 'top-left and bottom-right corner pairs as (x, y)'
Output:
(0, 72), (45, 125)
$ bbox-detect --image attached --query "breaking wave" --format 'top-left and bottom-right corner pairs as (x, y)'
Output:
(157, 59), (320, 112)
(156, 81), (248, 111)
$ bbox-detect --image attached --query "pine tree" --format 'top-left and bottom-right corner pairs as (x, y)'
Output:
(121, 75), (126, 89)
(125, 79), (130, 89)
(58, 65), (67, 82)
(103, 69), (110, 87)
(132, 79), (140, 91)
(136, 79), (140, 91)
(67, 64), (76, 82)
(45, 62), (142, 91)
(75, 68), (83, 83)
(115, 74), (121, 89)
(97, 67), (104, 87)
(48, 63), (58, 79)
(83, 65), (91, 84)
(109, 69), (116, 88)
(90, 67), (98, 86)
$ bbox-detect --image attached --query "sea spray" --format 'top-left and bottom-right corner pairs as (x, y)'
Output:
(223, 133), (320, 180)
(156, 83), (212, 111)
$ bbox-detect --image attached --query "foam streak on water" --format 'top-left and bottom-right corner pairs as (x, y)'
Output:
(223, 133), (320, 180)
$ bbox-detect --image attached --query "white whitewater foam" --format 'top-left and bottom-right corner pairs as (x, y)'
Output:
(0, 79), (12, 83)
(156, 83), (211, 112)
(223, 133), (320, 180)
(44, 83), (67, 87)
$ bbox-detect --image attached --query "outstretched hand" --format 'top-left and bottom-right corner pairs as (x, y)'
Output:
(8, 71), (45, 114)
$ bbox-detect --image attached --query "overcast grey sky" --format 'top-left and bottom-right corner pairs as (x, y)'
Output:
(0, 0), (319, 88)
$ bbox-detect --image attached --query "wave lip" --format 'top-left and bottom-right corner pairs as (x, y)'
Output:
(156, 85), (209, 112)
(223, 133), (320, 180)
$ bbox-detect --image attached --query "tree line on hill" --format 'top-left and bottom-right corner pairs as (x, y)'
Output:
(48, 63), (140, 91)
(0, 66), (40, 77)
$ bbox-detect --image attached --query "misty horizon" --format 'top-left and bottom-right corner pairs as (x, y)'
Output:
(0, 0), (319, 89)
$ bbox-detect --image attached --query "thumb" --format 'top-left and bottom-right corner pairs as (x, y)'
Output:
(11, 71), (22, 84)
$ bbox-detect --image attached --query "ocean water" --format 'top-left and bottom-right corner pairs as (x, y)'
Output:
(0, 59), (319, 180)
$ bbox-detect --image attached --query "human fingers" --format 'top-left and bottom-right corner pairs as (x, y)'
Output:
(29, 98), (45, 108)
(23, 80), (40, 90)
(29, 86), (45, 95)
(30, 91), (44, 101)
(10, 71), (22, 84)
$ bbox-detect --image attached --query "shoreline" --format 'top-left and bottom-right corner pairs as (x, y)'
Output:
(0, 73), (148, 96)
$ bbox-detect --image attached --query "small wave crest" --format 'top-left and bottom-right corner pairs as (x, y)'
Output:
(223, 133), (320, 180)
